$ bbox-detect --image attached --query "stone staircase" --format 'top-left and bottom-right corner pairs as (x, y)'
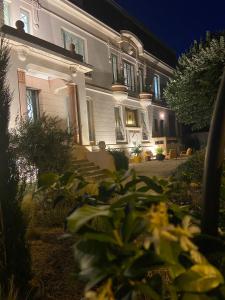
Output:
(72, 159), (107, 181)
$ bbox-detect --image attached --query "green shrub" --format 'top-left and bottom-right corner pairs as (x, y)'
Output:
(10, 115), (72, 179)
(108, 149), (129, 171)
(173, 150), (205, 183)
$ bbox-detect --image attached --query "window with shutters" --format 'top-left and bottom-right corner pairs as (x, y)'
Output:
(62, 29), (86, 61)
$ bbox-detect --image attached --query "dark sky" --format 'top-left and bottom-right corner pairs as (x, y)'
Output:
(114, 0), (225, 56)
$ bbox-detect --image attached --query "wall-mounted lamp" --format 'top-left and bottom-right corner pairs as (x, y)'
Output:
(160, 112), (165, 120)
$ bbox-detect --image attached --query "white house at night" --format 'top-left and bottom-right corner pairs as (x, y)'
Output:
(0, 0), (180, 156)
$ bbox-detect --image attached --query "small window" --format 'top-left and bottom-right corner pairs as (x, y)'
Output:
(123, 61), (136, 92)
(20, 9), (30, 33)
(125, 108), (138, 127)
(114, 107), (125, 141)
(62, 29), (86, 61)
(111, 54), (118, 83)
(26, 89), (39, 121)
(141, 112), (148, 141)
(153, 75), (160, 99)
(3, 1), (10, 26)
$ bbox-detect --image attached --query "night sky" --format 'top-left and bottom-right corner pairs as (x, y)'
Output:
(114, 0), (225, 56)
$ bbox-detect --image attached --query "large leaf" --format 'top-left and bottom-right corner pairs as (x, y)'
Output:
(136, 283), (161, 300)
(175, 264), (224, 293)
(38, 172), (59, 187)
(67, 205), (110, 232)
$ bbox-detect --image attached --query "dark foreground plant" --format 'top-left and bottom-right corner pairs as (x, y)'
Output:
(0, 38), (30, 297)
(108, 149), (129, 171)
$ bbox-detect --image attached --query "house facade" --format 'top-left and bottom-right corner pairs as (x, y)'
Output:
(1, 0), (179, 154)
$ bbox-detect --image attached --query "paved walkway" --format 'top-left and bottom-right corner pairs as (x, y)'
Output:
(130, 158), (187, 178)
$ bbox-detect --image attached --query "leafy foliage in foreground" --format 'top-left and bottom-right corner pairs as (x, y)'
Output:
(65, 171), (225, 300)
(164, 31), (225, 130)
(108, 149), (129, 171)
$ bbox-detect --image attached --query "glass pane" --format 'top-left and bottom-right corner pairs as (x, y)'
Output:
(115, 107), (125, 141)
(20, 9), (30, 33)
(62, 30), (86, 61)
(154, 75), (160, 99)
(112, 54), (118, 83)
(26, 89), (39, 121)
(3, 1), (10, 26)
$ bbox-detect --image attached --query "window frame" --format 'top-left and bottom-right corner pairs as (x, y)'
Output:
(111, 53), (118, 83)
(26, 88), (40, 121)
(114, 106), (126, 142)
(20, 8), (31, 34)
(125, 108), (139, 128)
(123, 60), (136, 92)
(139, 68), (145, 93)
(61, 28), (87, 62)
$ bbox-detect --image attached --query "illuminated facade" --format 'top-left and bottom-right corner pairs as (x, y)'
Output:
(1, 0), (180, 152)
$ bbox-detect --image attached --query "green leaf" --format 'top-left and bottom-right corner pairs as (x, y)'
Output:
(83, 232), (117, 244)
(182, 293), (211, 300)
(67, 205), (110, 233)
(175, 264), (224, 293)
(136, 283), (161, 300)
(38, 172), (59, 187)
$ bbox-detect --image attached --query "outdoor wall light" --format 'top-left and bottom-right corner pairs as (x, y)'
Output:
(160, 112), (165, 120)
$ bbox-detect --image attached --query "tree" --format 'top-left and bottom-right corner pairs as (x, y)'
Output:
(0, 38), (30, 297)
(164, 31), (225, 131)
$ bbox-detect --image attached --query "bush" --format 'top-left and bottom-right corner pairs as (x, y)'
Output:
(108, 149), (129, 171)
(173, 150), (205, 183)
(10, 115), (72, 179)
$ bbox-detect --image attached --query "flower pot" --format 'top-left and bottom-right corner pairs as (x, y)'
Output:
(156, 154), (165, 161)
(133, 156), (142, 163)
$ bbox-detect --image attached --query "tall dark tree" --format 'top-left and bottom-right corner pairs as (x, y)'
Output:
(0, 37), (30, 296)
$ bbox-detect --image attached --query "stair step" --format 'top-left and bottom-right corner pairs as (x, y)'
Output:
(73, 161), (95, 168)
(77, 165), (100, 173)
(80, 169), (105, 177)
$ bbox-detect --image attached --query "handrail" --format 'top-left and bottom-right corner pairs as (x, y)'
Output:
(201, 68), (225, 235)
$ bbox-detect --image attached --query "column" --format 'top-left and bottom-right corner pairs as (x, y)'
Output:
(17, 69), (27, 117)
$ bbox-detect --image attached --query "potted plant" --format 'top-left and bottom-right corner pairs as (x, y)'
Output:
(156, 147), (165, 161)
(131, 145), (143, 163)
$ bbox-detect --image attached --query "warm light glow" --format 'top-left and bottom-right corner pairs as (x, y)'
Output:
(160, 112), (165, 120)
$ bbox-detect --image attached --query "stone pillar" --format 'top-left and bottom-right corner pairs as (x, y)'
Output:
(17, 69), (27, 117)
(68, 83), (82, 144)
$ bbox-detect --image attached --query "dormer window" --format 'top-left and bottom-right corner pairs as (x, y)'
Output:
(62, 29), (86, 61)
(20, 9), (30, 33)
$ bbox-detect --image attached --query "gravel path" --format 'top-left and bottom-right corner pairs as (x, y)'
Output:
(130, 158), (187, 178)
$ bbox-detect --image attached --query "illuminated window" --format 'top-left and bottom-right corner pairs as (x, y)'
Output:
(153, 75), (160, 99)
(123, 61), (135, 91)
(141, 112), (148, 141)
(125, 108), (138, 127)
(3, 1), (10, 26)
(26, 89), (39, 121)
(111, 54), (118, 83)
(114, 106), (125, 141)
(62, 29), (86, 61)
(20, 9), (30, 33)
